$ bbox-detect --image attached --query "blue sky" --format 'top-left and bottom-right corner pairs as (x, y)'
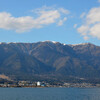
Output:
(0, 0), (100, 45)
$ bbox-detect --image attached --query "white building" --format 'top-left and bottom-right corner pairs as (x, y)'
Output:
(37, 81), (41, 86)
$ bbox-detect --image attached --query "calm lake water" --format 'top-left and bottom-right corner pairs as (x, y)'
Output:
(0, 87), (100, 100)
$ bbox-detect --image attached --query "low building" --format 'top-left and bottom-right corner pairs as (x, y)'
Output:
(37, 81), (41, 86)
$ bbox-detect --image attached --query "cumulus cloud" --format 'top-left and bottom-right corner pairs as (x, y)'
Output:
(77, 7), (100, 40)
(0, 6), (69, 33)
(0, 12), (35, 33)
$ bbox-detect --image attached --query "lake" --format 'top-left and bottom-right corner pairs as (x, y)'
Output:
(0, 87), (100, 100)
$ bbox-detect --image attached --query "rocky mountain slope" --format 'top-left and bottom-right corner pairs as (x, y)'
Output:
(0, 41), (100, 80)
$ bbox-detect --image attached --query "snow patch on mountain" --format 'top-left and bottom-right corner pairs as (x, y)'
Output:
(69, 43), (93, 47)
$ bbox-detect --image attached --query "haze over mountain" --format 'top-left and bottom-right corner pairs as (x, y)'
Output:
(0, 41), (100, 81)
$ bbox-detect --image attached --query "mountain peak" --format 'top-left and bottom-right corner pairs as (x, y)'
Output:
(0, 41), (100, 80)
(41, 40), (59, 44)
(69, 43), (95, 47)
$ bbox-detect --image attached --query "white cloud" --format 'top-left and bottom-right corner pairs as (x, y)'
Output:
(90, 23), (100, 38)
(0, 6), (69, 33)
(73, 24), (77, 28)
(36, 10), (60, 25)
(86, 7), (100, 24)
(98, 0), (100, 3)
(57, 17), (67, 26)
(59, 8), (70, 14)
(77, 25), (89, 35)
(80, 12), (86, 18)
(83, 36), (89, 40)
(77, 7), (100, 40)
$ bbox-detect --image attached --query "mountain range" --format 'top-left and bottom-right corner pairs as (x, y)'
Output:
(0, 41), (100, 81)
